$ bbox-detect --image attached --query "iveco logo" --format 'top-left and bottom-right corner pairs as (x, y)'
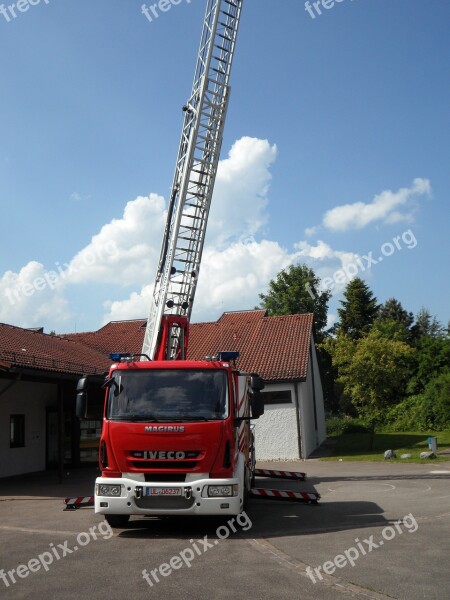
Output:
(144, 426), (185, 433)
(141, 451), (186, 459)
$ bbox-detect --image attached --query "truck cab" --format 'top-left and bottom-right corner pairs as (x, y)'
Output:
(77, 352), (264, 527)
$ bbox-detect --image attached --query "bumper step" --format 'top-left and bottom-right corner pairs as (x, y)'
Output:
(254, 469), (306, 481)
(250, 488), (320, 504)
(64, 496), (94, 511)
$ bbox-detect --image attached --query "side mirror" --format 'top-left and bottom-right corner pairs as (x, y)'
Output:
(250, 375), (265, 392)
(76, 377), (89, 420)
(251, 390), (265, 419)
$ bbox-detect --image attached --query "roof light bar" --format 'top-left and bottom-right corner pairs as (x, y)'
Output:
(109, 353), (132, 362)
(216, 351), (240, 362)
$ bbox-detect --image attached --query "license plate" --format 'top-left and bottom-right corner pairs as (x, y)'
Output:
(145, 487), (181, 497)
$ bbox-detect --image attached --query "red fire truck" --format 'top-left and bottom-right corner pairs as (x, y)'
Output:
(76, 0), (266, 528)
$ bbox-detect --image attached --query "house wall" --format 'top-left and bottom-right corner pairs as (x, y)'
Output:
(298, 336), (326, 458)
(0, 380), (57, 478)
(253, 382), (300, 461)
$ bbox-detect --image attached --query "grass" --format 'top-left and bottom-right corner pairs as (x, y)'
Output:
(322, 430), (450, 462)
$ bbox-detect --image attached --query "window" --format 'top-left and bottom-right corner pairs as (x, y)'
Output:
(262, 390), (292, 405)
(107, 369), (229, 421)
(10, 415), (25, 448)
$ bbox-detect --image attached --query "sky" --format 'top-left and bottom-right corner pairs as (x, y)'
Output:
(0, 0), (449, 335)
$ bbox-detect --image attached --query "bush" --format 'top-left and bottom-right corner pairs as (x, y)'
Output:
(422, 372), (450, 429)
(386, 395), (428, 431)
(387, 373), (450, 431)
(326, 415), (370, 436)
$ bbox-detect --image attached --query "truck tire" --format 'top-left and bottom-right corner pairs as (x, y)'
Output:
(105, 514), (130, 528)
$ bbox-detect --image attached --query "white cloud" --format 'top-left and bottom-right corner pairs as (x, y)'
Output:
(294, 240), (361, 293)
(0, 261), (70, 327)
(65, 193), (166, 287)
(3, 137), (419, 333)
(206, 137), (277, 246)
(103, 284), (154, 323)
(304, 226), (319, 237)
(322, 178), (431, 232)
(102, 239), (299, 324)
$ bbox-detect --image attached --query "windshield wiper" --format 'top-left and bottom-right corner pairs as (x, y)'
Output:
(171, 416), (211, 421)
(109, 415), (160, 422)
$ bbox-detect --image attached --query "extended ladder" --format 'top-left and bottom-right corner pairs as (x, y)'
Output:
(142, 0), (243, 360)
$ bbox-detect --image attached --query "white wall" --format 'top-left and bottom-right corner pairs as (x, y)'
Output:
(253, 334), (326, 461)
(253, 383), (300, 461)
(298, 335), (326, 458)
(0, 380), (57, 478)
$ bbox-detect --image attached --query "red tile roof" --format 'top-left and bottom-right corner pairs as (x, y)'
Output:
(189, 311), (314, 381)
(64, 320), (146, 357)
(64, 311), (314, 382)
(0, 323), (109, 376)
(1, 311), (314, 381)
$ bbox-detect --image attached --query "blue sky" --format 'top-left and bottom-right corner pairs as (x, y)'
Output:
(0, 0), (448, 334)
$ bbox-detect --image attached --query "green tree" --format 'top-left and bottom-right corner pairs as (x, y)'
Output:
(372, 318), (410, 343)
(336, 278), (379, 340)
(259, 264), (337, 412)
(258, 264), (331, 340)
(420, 372), (450, 429)
(378, 297), (414, 328)
(323, 329), (415, 444)
(411, 307), (445, 340)
(378, 298), (414, 341)
(408, 334), (450, 395)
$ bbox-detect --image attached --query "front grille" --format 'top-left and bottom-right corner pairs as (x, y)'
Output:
(135, 496), (195, 510)
(144, 474), (186, 482)
(132, 461), (197, 469)
(131, 451), (200, 459)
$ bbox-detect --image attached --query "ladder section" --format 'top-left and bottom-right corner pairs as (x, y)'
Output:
(142, 0), (243, 360)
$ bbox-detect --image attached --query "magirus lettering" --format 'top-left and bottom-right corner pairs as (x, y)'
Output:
(144, 425), (185, 433)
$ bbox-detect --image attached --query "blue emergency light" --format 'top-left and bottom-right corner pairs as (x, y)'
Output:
(109, 353), (132, 362)
(216, 351), (240, 362)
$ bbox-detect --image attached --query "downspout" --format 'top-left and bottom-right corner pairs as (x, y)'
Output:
(293, 381), (304, 460)
(57, 384), (64, 484)
(309, 341), (318, 444)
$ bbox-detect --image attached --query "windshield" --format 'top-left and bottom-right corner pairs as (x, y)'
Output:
(107, 369), (228, 421)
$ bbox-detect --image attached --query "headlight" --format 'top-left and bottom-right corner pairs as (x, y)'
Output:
(207, 485), (238, 497)
(97, 484), (122, 497)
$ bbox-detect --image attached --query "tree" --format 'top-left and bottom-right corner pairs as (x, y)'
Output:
(408, 334), (450, 395)
(336, 278), (379, 340)
(420, 372), (450, 429)
(323, 329), (415, 445)
(378, 298), (413, 329)
(411, 307), (445, 340)
(259, 264), (337, 412)
(258, 264), (331, 340)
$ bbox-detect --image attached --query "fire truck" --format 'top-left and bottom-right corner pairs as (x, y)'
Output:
(76, 0), (266, 528)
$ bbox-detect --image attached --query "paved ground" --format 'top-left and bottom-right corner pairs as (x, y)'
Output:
(0, 459), (449, 600)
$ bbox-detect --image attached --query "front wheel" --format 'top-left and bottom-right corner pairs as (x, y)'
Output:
(105, 514), (130, 528)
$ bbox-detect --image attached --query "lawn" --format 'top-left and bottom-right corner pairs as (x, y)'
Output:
(322, 430), (450, 462)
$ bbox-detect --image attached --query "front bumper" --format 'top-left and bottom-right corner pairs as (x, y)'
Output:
(95, 475), (242, 516)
